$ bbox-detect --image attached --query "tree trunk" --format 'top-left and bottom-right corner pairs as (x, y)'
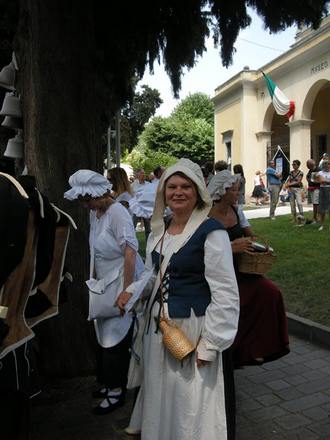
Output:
(15, 0), (106, 376)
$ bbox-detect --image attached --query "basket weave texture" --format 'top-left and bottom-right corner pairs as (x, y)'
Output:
(238, 251), (276, 275)
(159, 318), (195, 361)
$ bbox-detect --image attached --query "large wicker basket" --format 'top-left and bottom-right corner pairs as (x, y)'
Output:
(238, 249), (276, 275)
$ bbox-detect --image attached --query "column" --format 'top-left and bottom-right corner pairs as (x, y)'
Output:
(287, 119), (313, 177)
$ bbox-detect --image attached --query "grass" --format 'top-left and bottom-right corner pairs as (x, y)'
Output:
(137, 214), (330, 327)
(249, 214), (330, 327)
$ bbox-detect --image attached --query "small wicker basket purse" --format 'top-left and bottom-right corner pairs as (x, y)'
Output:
(158, 234), (195, 361)
(238, 238), (276, 276)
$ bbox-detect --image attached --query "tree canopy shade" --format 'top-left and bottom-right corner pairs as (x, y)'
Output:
(0, 0), (328, 375)
(0, 1), (328, 102)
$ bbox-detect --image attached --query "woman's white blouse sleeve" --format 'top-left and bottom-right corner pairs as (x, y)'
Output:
(109, 203), (139, 252)
(198, 229), (239, 360)
(124, 233), (156, 297)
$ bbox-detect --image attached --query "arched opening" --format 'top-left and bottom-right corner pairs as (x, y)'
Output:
(269, 113), (290, 161)
(303, 80), (330, 160)
(262, 103), (275, 133)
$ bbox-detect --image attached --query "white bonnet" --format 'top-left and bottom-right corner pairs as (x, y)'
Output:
(207, 170), (240, 200)
(150, 158), (212, 249)
(64, 169), (112, 201)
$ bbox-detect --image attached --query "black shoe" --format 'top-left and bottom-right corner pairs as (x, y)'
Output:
(92, 387), (109, 399)
(92, 395), (125, 415)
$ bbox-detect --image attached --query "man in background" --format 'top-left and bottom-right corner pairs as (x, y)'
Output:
(266, 160), (282, 220)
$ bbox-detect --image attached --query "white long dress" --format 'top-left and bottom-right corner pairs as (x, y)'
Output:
(89, 202), (144, 348)
(127, 228), (239, 440)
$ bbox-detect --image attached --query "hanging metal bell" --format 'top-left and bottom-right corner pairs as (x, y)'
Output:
(0, 92), (22, 118)
(0, 61), (16, 91)
(1, 115), (23, 130)
(4, 131), (24, 159)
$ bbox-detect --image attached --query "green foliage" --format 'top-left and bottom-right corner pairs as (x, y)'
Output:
(121, 84), (162, 152)
(124, 146), (177, 176)
(137, 93), (214, 164)
(171, 92), (214, 124)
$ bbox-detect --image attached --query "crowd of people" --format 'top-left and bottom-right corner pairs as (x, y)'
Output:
(260, 153), (330, 229)
(60, 156), (296, 440)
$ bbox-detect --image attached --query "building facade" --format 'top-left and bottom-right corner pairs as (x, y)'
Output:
(213, 16), (330, 196)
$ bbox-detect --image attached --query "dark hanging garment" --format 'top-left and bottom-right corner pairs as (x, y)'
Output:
(0, 174), (29, 289)
(17, 176), (57, 288)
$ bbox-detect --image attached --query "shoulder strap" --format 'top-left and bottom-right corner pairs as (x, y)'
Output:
(0, 172), (29, 199)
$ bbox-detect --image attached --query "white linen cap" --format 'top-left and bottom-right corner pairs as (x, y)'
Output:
(207, 170), (240, 201)
(64, 169), (112, 201)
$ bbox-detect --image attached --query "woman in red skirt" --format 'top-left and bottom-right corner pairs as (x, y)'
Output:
(208, 170), (290, 367)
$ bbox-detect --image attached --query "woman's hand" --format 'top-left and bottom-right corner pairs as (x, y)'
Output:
(231, 237), (254, 254)
(116, 291), (133, 315)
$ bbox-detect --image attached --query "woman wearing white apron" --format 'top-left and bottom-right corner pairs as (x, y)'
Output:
(64, 170), (143, 415)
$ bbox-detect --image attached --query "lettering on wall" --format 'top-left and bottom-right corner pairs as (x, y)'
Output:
(310, 61), (328, 74)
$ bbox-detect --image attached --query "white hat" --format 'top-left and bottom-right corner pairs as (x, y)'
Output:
(64, 169), (112, 201)
(207, 170), (240, 201)
(150, 158), (212, 251)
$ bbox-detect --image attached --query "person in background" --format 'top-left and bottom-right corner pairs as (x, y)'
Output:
(202, 160), (214, 185)
(208, 170), (289, 368)
(107, 167), (133, 210)
(316, 160), (330, 231)
(117, 158), (239, 440)
(279, 186), (289, 205)
(306, 159), (320, 223)
(318, 153), (330, 171)
(64, 170), (144, 415)
(285, 160), (304, 223)
(153, 165), (165, 182)
(132, 169), (149, 195)
(130, 169), (150, 230)
(214, 160), (228, 173)
(252, 170), (264, 206)
(233, 164), (245, 210)
(130, 166), (165, 240)
(265, 160), (282, 220)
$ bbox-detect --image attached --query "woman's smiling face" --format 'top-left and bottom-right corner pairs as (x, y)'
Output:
(165, 174), (198, 214)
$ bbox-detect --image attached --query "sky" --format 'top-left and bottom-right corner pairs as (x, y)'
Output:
(138, 10), (298, 117)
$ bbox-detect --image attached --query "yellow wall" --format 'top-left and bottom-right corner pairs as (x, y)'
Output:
(214, 99), (241, 164)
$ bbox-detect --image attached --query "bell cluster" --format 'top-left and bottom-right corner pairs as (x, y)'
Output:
(0, 53), (24, 161)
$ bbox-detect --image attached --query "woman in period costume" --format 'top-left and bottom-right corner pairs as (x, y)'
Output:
(64, 170), (143, 415)
(117, 158), (240, 440)
(208, 170), (290, 368)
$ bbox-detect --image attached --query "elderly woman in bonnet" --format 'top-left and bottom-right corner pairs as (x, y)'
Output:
(117, 158), (239, 440)
(64, 170), (144, 415)
(208, 170), (290, 368)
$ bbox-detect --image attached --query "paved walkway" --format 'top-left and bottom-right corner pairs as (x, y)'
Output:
(29, 334), (330, 440)
(243, 203), (313, 220)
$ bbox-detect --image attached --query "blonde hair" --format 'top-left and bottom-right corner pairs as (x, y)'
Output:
(107, 167), (132, 196)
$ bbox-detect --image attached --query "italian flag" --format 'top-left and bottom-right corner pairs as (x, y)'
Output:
(262, 71), (295, 119)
